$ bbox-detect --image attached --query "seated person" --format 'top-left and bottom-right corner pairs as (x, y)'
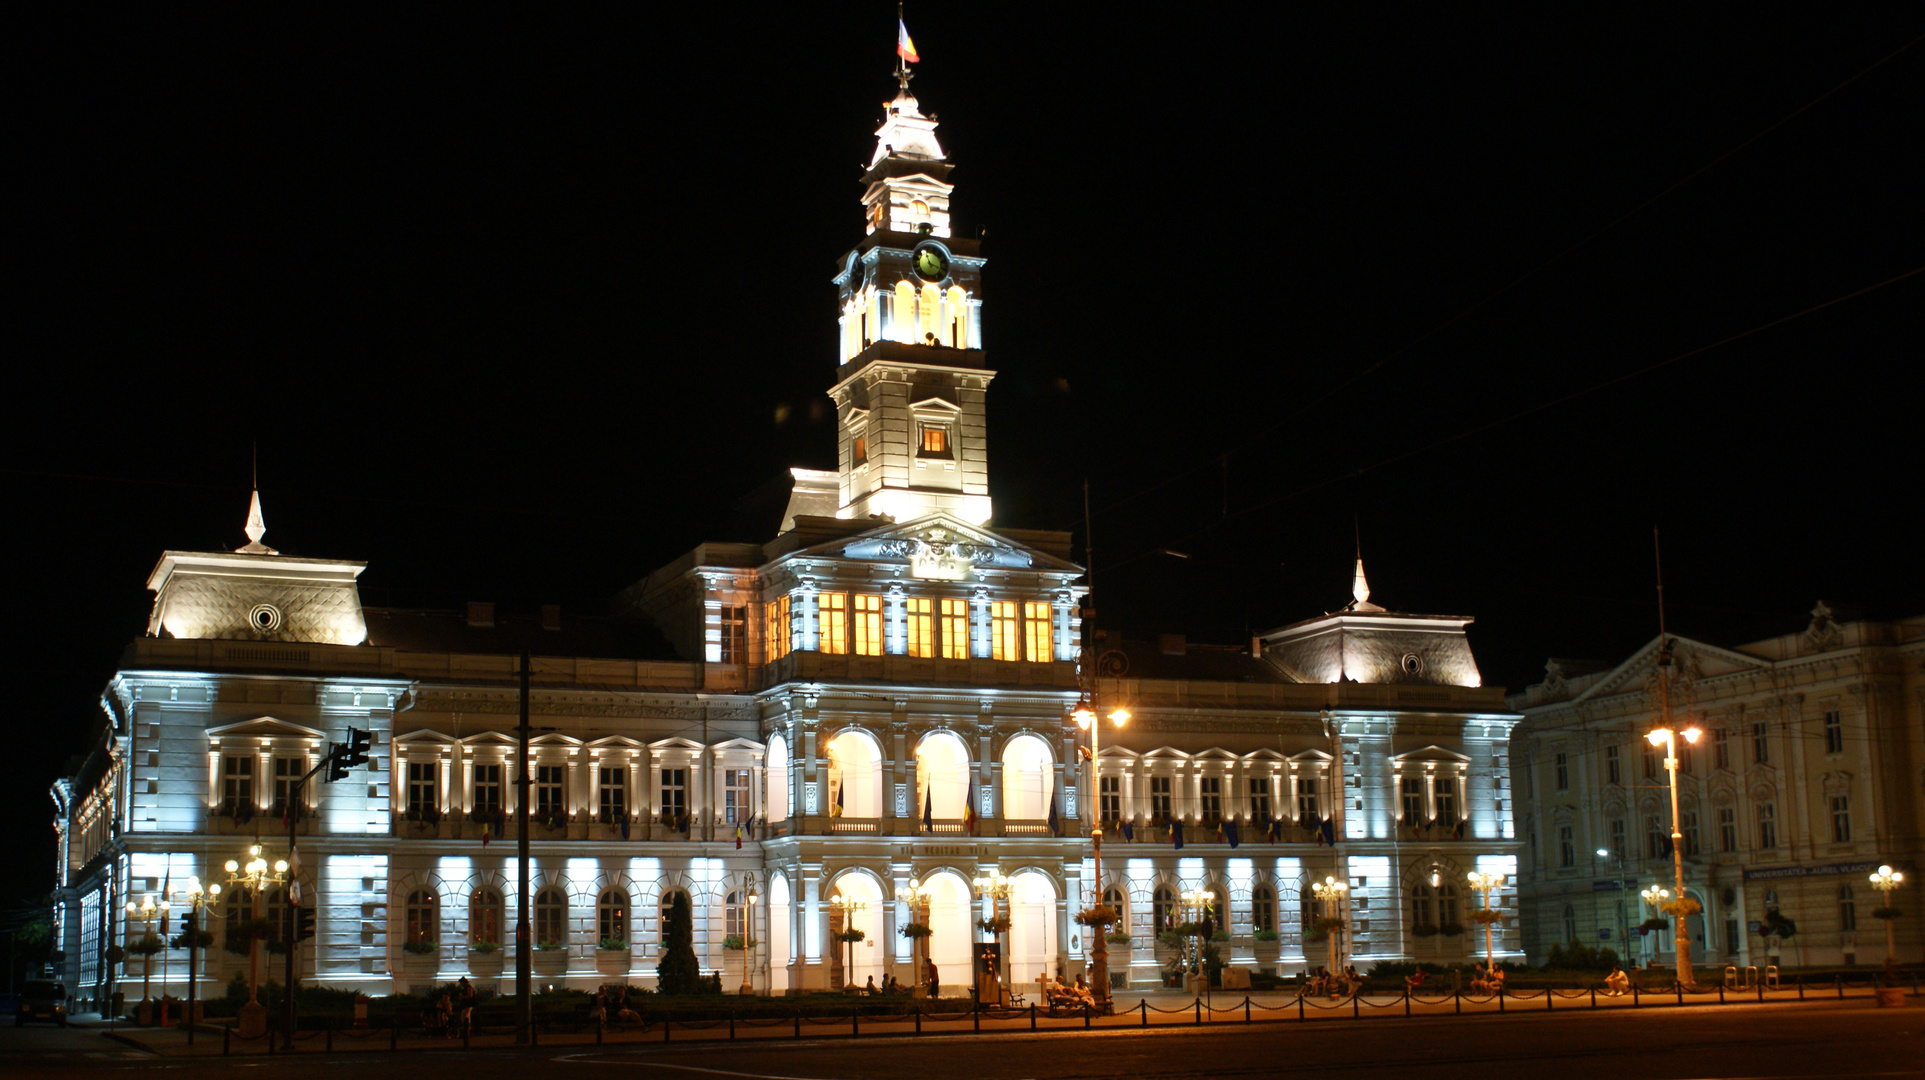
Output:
(882, 974), (897, 995)
(1404, 968), (1428, 992)
(1604, 966), (1630, 996)
(864, 975), (878, 995)
(1489, 967), (1507, 991)
(1470, 963), (1492, 993)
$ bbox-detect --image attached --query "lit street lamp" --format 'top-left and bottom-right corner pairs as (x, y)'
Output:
(1640, 884), (1670, 966)
(1073, 698), (1128, 1010)
(740, 882), (758, 995)
(1869, 864), (1905, 980)
(1598, 847), (1631, 954)
(1645, 723), (1702, 988)
(1180, 886), (1212, 996)
(1310, 875), (1348, 974)
(1467, 871), (1505, 973)
(973, 870), (1011, 997)
(900, 879), (933, 996)
(171, 876), (219, 1043)
(124, 893), (170, 1011)
(222, 844), (289, 1039)
(828, 893), (867, 990)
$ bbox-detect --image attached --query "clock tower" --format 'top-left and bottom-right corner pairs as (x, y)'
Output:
(825, 51), (992, 527)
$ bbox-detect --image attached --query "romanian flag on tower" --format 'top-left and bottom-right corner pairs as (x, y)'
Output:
(897, 16), (920, 64)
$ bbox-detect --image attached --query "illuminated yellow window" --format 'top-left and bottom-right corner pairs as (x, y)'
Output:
(911, 198), (929, 218)
(865, 289), (881, 347)
(765, 595), (790, 661)
(1024, 601), (1053, 662)
(940, 599), (969, 659)
(852, 435), (867, 464)
(905, 598), (933, 658)
(947, 286), (967, 347)
(991, 601), (1019, 661)
(893, 281), (915, 343)
(853, 594), (884, 656)
(920, 284), (940, 343)
(921, 426), (948, 455)
(819, 592), (848, 655)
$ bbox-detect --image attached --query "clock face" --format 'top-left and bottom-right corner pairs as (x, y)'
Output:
(913, 244), (949, 282)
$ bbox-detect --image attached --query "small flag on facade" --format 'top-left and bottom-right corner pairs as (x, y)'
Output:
(964, 785), (978, 835)
(1320, 817), (1337, 846)
(833, 782), (845, 818)
(1171, 820), (1185, 850)
(1120, 820), (1134, 842)
(619, 815), (630, 840)
(923, 788), (934, 833)
(1225, 820), (1240, 848)
(735, 824), (744, 849)
(1048, 794), (1059, 837)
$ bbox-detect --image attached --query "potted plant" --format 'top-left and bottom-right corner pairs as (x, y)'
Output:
(1106, 930), (1133, 947)
(1306, 916), (1345, 943)
(597, 936), (632, 975)
(1438, 921), (1465, 938)
(533, 939), (567, 975)
(469, 938), (502, 977)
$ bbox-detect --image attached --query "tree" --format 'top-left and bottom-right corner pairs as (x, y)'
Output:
(655, 892), (701, 995)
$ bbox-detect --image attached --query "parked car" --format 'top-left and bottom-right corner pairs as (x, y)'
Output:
(16, 980), (68, 1027)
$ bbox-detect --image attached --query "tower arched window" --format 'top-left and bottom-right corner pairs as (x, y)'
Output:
(893, 281), (915, 343)
(920, 284), (940, 343)
(946, 286), (967, 347)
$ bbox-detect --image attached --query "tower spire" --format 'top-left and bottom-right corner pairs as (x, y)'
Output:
(1348, 520), (1383, 612)
(238, 451), (277, 555)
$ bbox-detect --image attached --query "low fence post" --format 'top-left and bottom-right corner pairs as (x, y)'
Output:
(462, 1023), (470, 1051)
(1195, 998), (1202, 1026)
(1718, 983), (1725, 1005)
(1547, 987), (1554, 1011)
(1404, 988), (1411, 1017)
(1085, 1002), (1092, 1029)
(223, 1025), (231, 1056)
(1453, 989), (1460, 1015)
(1031, 1003), (1037, 1030)
(852, 1007), (859, 1038)
(1797, 977), (1804, 1000)
(1352, 992), (1359, 1019)
(1675, 982), (1683, 1007)
(389, 1021), (397, 1051)
(597, 1017), (603, 1045)
(1247, 996), (1253, 1024)
(327, 1024), (334, 1054)
(1757, 979), (1764, 1003)
(973, 1005), (981, 1033)
(1632, 982), (1639, 1008)
(1498, 987), (1505, 1013)
(728, 1015), (735, 1040)
(795, 1011), (802, 1039)
(1142, 1000), (1149, 1027)
(915, 1008), (922, 1035)
(664, 1016), (672, 1042)
(1835, 976), (1843, 999)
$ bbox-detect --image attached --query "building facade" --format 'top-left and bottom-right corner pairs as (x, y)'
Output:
(1511, 605), (1925, 969)
(49, 47), (1524, 1009)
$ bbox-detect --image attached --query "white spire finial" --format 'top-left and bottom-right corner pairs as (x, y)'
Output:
(1352, 557), (1371, 606)
(237, 489), (277, 555)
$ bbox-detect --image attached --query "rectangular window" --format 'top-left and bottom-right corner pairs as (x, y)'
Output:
(819, 592), (847, 655)
(920, 425), (948, 455)
(1757, 803), (1778, 850)
(659, 768), (687, 821)
(1823, 710), (1843, 754)
(1198, 777), (1222, 823)
(407, 761), (435, 814)
(221, 754), (255, 813)
(1248, 777), (1271, 821)
(599, 766), (626, 821)
(1830, 794), (1851, 842)
(717, 605), (747, 664)
(1297, 776), (1320, 822)
(1646, 815), (1667, 859)
(536, 765), (565, 813)
(852, 434), (867, 464)
(1752, 721), (1769, 765)
(1100, 775), (1121, 822)
(1559, 825), (1575, 868)
(1435, 778), (1458, 824)
(1719, 807), (1737, 852)
(1400, 776), (1424, 824)
(852, 594), (883, 656)
(1609, 817), (1626, 858)
(1642, 743), (1659, 780)
(1713, 728), (1729, 770)
(723, 769), (751, 825)
(1023, 601), (1052, 662)
(1839, 886), (1857, 932)
(272, 756), (302, 816)
(905, 597), (934, 658)
(473, 764), (502, 813)
(1149, 776), (1172, 820)
(1605, 745), (1621, 785)
(1682, 809), (1700, 856)
(939, 598), (968, 659)
(991, 601), (1019, 661)
(1554, 752), (1569, 790)
(765, 595), (791, 661)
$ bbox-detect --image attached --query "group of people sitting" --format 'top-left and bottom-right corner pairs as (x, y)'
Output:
(588, 984), (644, 1028)
(1037, 968), (1099, 1009)
(422, 976), (479, 1037)
(1302, 965), (1365, 998)
(859, 974), (922, 996)
(1468, 962), (1509, 994)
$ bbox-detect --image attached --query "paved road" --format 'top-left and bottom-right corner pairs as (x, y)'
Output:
(2, 1000), (1920, 1079)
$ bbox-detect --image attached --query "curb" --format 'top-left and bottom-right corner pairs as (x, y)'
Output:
(98, 1029), (162, 1056)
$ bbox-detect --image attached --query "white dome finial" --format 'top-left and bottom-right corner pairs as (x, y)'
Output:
(237, 489), (277, 555)
(1352, 557), (1371, 606)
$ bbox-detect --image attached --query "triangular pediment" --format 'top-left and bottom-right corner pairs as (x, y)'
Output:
(1572, 635), (1773, 704)
(206, 716), (325, 740)
(1393, 745), (1474, 765)
(787, 512), (1082, 577)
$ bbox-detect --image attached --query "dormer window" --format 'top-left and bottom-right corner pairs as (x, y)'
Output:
(853, 434), (868, 465)
(920, 425), (949, 456)
(911, 199), (929, 218)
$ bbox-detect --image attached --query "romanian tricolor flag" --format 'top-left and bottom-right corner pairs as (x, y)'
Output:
(964, 784), (978, 835)
(735, 824), (744, 849)
(897, 18), (920, 64)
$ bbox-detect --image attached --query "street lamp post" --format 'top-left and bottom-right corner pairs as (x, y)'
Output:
(828, 894), (867, 990)
(1869, 864), (1905, 981)
(1310, 875), (1349, 974)
(1467, 871), (1505, 974)
(1645, 723), (1702, 988)
(222, 845), (289, 1039)
(1598, 847), (1630, 956)
(1640, 885), (1670, 969)
(973, 870), (1011, 998)
(171, 877), (218, 1043)
(124, 894), (169, 1013)
(900, 879), (933, 997)
(741, 883), (758, 995)
(1180, 886), (1211, 997)
(1072, 699), (1128, 1010)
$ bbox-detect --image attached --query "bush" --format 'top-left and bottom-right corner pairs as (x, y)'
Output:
(1545, 940), (1620, 972)
(898, 923), (932, 940)
(598, 938), (629, 952)
(833, 928), (867, 944)
(470, 941), (501, 954)
(1106, 931), (1133, 944)
(1638, 917), (1669, 933)
(1253, 928), (1279, 943)
(722, 935), (746, 951)
(655, 893), (701, 994)
(402, 939), (438, 955)
(1074, 904), (1119, 928)
(126, 933), (165, 957)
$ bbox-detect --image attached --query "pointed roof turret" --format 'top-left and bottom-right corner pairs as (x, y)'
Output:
(1349, 557), (1383, 611)
(236, 489), (278, 555)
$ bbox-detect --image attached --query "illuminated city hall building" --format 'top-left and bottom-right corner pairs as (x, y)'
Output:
(49, 52), (1523, 1007)
(1510, 608), (1923, 969)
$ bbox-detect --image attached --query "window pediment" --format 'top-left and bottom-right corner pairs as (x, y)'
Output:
(206, 716), (325, 741)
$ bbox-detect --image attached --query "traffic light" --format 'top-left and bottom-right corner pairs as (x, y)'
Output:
(295, 906), (316, 942)
(324, 744), (350, 782)
(344, 727), (372, 768)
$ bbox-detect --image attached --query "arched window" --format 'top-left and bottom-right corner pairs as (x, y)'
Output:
(597, 888), (629, 946)
(765, 735), (789, 823)
(946, 286), (968, 347)
(659, 890), (688, 951)
(1103, 886), (1127, 926)
(406, 889), (438, 945)
(1300, 884), (1317, 932)
(725, 891), (743, 940)
(826, 729), (882, 818)
(533, 888), (566, 949)
(1152, 885), (1177, 933)
(470, 889), (503, 946)
(893, 281), (915, 343)
(1437, 883), (1461, 928)
(916, 730), (971, 822)
(1251, 883), (1276, 933)
(1000, 734), (1054, 820)
(919, 284), (940, 343)
(1411, 883), (1436, 929)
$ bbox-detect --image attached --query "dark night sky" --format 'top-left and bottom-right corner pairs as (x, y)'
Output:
(8, 8), (1920, 906)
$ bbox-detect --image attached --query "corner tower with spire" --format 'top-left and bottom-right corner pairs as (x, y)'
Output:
(819, 20), (992, 527)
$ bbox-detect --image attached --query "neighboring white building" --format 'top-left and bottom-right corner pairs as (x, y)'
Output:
(1511, 606), (1925, 970)
(49, 46), (1524, 1009)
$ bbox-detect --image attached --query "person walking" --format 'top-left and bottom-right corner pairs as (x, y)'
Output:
(925, 958), (940, 999)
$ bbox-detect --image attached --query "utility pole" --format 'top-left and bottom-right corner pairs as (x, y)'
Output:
(515, 650), (532, 1043)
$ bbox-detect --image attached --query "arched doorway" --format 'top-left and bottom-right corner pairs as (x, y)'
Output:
(826, 730), (882, 819)
(1008, 870), (1058, 987)
(922, 870), (973, 994)
(768, 873), (791, 993)
(916, 731), (970, 824)
(829, 872), (885, 990)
